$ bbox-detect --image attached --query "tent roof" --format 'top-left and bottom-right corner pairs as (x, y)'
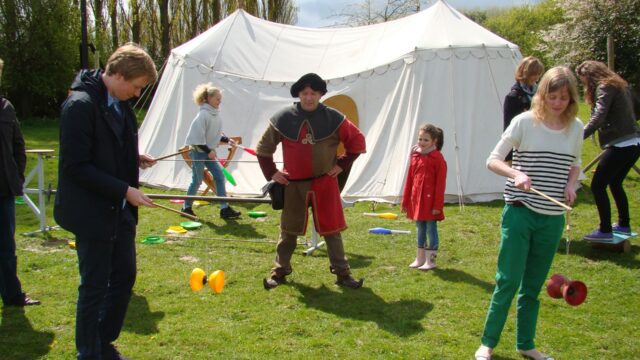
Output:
(171, 0), (517, 82)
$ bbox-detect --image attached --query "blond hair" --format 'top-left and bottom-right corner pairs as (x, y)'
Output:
(515, 56), (544, 83)
(192, 83), (220, 105)
(575, 60), (628, 106)
(531, 66), (579, 126)
(105, 43), (157, 82)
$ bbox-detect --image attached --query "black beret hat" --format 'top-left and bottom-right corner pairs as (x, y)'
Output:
(290, 73), (327, 97)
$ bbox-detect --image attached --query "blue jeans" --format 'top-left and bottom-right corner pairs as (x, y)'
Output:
(184, 150), (228, 209)
(416, 220), (439, 250)
(75, 207), (137, 359)
(0, 195), (24, 305)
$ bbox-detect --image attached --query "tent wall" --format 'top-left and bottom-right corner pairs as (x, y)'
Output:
(139, 1), (521, 203)
(139, 47), (518, 203)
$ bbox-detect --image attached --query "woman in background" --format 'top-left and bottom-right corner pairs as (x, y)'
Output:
(576, 60), (640, 241)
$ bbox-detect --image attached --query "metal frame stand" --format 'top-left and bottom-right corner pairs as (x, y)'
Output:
(303, 198), (355, 256)
(22, 149), (59, 236)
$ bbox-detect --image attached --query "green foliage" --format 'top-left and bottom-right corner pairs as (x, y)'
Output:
(8, 115), (640, 359)
(539, 0), (640, 88)
(481, 0), (563, 68)
(0, 0), (80, 118)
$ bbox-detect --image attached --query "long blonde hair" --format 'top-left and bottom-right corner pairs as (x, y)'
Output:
(575, 60), (628, 106)
(192, 83), (219, 105)
(531, 66), (579, 126)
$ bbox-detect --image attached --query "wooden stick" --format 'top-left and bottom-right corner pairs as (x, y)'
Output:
(152, 202), (199, 220)
(529, 186), (573, 211)
(155, 148), (190, 161)
(582, 150), (606, 173)
(147, 194), (272, 203)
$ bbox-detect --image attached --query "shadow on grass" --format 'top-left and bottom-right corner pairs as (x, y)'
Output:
(431, 268), (495, 293)
(0, 306), (54, 358)
(556, 239), (640, 269)
(292, 283), (432, 337)
(123, 293), (165, 335)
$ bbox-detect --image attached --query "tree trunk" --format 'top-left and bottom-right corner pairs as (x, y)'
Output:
(110, 0), (118, 49)
(160, 0), (170, 58)
(130, 0), (141, 44)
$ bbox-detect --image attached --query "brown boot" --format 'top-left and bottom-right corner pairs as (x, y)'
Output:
(263, 274), (287, 290)
(336, 274), (364, 289)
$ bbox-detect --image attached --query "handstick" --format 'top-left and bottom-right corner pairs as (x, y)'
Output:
(363, 212), (398, 219)
(152, 202), (199, 220)
(237, 145), (257, 156)
(582, 149), (606, 173)
(529, 186), (572, 211)
(155, 148), (190, 161)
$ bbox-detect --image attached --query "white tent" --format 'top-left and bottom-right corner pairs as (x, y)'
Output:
(139, 0), (521, 203)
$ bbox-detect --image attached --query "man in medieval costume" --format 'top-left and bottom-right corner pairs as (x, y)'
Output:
(256, 73), (366, 290)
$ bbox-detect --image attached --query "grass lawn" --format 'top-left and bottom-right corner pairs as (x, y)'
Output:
(3, 108), (639, 359)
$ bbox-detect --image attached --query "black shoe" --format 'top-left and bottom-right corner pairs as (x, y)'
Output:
(220, 206), (241, 219)
(7, 294), (41, 307)
(101, 344), (130, 360)
(263, 275), (286, 290)
(336, 275), (364, 289)
(181, 207), (197, 218)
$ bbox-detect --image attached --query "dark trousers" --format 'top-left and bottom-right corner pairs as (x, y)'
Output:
(75, 207), (137, 359)
(591, 144), (640, 232)
(0, 195), (24, 305)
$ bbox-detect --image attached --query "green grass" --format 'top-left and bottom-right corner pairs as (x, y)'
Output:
(4, 109), (640, 359)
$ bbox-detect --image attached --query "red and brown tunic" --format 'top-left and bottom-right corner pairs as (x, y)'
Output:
(257, 103), (366, 235)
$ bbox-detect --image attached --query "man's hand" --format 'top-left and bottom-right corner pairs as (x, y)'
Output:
(139, 154), (157, 169)
(272, 170), (290, 185)
(326, 165), (343, 177)
(125, 186), (155, 207)
(208, 150), (217, 160)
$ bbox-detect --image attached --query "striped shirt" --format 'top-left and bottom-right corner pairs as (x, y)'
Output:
(488, 111), (583, 215)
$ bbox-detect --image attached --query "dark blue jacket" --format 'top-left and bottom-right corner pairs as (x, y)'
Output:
(54, 70), (140, 238)
(0, 97), (26, 196)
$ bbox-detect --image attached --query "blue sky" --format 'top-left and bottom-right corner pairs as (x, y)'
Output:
(295, 0), (542, 27)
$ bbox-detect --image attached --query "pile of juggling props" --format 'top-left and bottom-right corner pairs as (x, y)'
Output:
(190, 268), (225, 294)
(546, 273), (587, 306)
(368, 227), (410, 235)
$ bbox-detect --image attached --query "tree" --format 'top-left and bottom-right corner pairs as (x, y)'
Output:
(481, 0), (564, 69)
(335, 0), (423, 26)
(0, 0), (80, 117)
(539, 0), (640, 89)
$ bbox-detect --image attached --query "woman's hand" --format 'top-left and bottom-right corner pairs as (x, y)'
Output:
(513, 171), (531, 191)
(564, 183), (577, 206)
(207, 150), (217, 160)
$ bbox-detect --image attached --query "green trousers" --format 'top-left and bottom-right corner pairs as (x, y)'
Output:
(481, 204), (564, 350)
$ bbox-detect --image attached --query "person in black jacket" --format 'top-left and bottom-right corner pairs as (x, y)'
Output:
(503, 57), (544, 161)
(0, 58), (40, 307)
(576, 60), (640, 241)
(54, 44), (157, 360)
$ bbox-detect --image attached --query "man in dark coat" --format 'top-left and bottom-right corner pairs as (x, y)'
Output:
(0, 58), (40, 307)
(54, 43), (157, 360)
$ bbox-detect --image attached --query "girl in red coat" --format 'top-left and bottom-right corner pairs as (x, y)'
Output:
(401, 124), (447, 270)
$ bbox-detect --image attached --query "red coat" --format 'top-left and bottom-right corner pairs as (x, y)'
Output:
(401, 149), (447, 221)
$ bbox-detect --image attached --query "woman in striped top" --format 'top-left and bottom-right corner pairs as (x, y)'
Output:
(474, 66), (583, 360)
